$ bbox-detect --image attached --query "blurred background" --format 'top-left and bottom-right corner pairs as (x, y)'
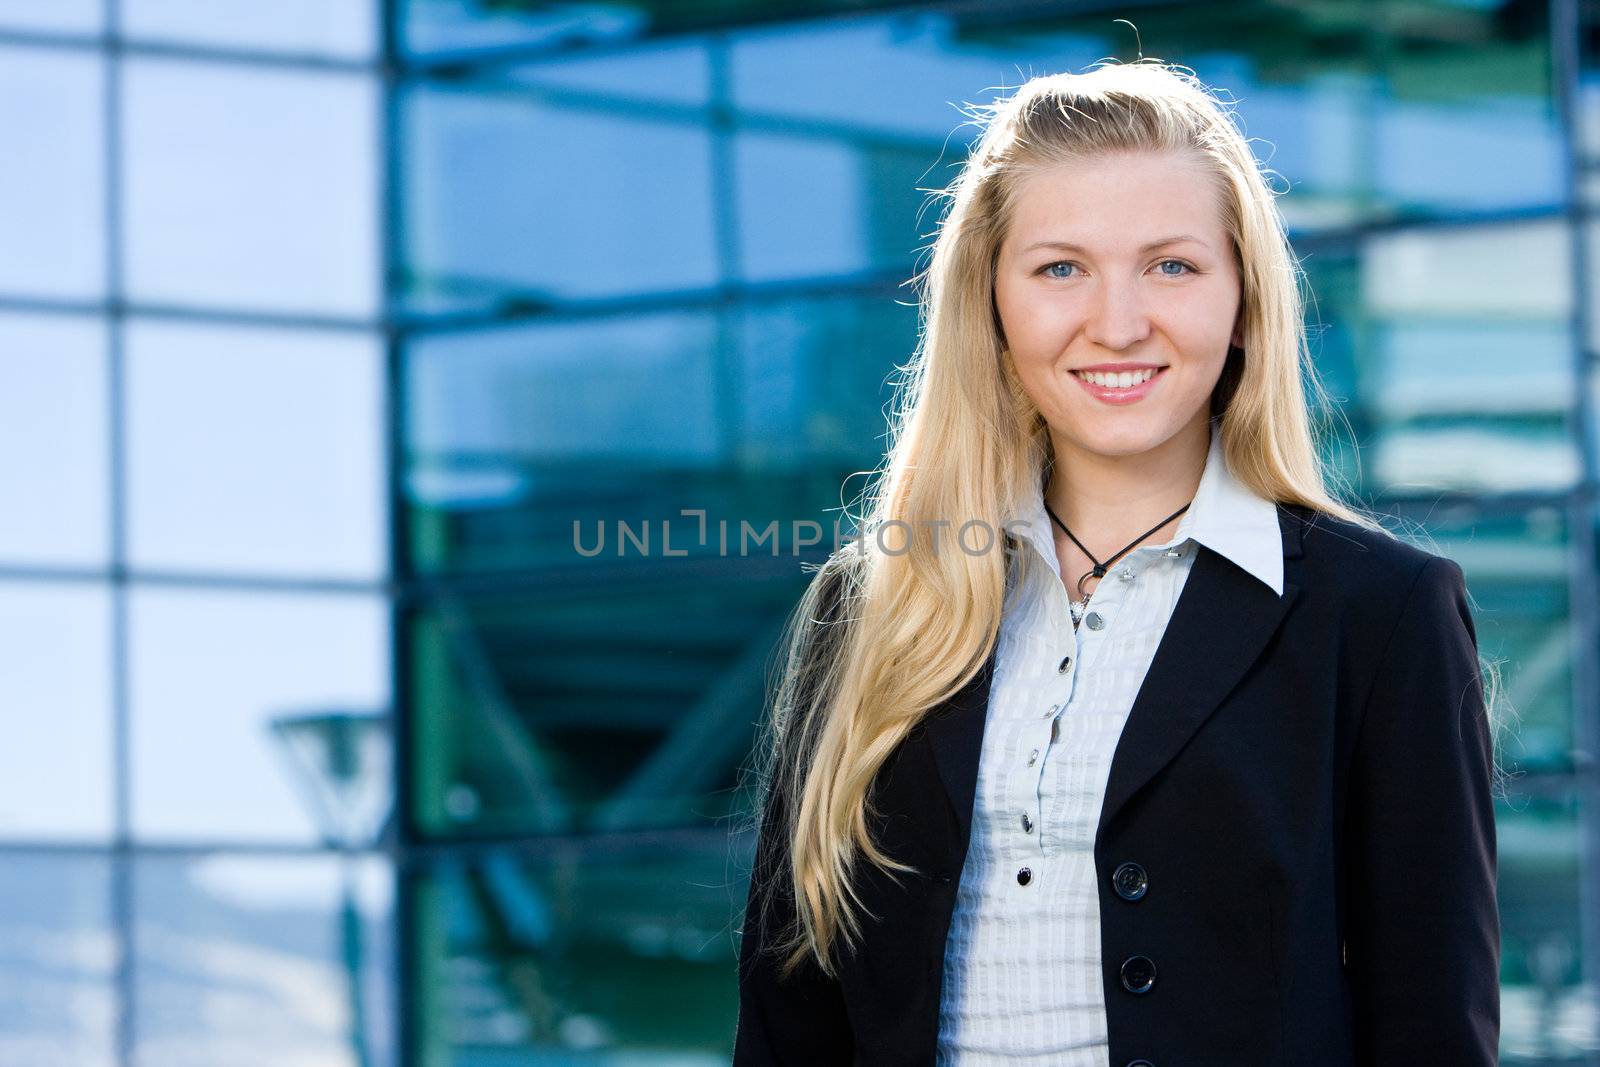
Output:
(1, 0), (1598, 1064)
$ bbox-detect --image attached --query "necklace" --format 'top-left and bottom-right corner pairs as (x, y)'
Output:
(1043, 498), (1192, 627)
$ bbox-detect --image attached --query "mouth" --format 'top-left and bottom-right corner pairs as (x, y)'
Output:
(1069, 365), (1168, 404)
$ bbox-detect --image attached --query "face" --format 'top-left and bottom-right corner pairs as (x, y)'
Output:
(994, 148), (1243, 462)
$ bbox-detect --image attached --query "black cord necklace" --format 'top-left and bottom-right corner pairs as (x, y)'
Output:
(1042, 497), (1192, 611)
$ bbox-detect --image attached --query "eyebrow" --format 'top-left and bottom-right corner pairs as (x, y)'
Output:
(1019, 234), (1210, 255)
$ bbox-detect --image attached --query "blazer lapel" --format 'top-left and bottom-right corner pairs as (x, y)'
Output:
(923, 504), (1307, 848)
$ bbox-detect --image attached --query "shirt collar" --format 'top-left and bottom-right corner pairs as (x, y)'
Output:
(1010, 420), (1284, 597)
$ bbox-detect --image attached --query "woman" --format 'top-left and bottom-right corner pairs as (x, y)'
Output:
(733, 61), (1503, 1066)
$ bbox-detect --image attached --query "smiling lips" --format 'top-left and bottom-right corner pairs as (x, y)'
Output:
(1070, 365), (1168, 404)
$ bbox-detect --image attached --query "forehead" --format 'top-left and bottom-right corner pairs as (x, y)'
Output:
(1004, 150), (1227, 251)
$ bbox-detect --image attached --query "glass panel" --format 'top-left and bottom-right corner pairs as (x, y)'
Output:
(0, 45), (105, 300)
(399, 82), (717, 317)
(0, 853), (115, 1067)
(403, 294), (908, 577)
(1497, 785), (1600, 1063)
(733, 291), (909, 469)
(407, 570), (802, 839)
(400, 0), (610, 59)
(125, 318), (387, 582)
(133, 854), (394, 1067)
(399, 0), (936, 58)
(0, 0), (102, 33)
(729, 14), (1096, 140)
(498, 38), (712, 108)
(1400, 501), (1575, 776)
(0, 581), (113, 840)
(0, 312), (109, 567)
(408, 841), (735, 1063)
(121, 0), (377, 61)
(1354, 220), (1577, 496)
(404, 309), (723, 575)
(734, 131), (931, 284)
(1582, 72), (1600, 166)
(1585, 219), (1600, 356)
(129, 585), (391, 845)
(121, 58), (379, 317)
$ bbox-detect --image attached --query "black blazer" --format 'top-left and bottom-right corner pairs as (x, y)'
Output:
(733, 502), (1500, 1066)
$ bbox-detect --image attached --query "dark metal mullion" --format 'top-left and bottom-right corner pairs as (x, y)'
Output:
(381, 3), (422, 1067)
(102, 1), (134, 1065)
(1550, 3), (1600, 1063)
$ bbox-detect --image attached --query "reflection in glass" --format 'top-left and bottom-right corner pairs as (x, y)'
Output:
(121, 58), (379, 316)
(409, 842), (736, 1063)
(402, 295), (911, 576)
(0, 853), (114, 1067)
(0, 45), (105, 300)
(400, 83), (717, 315)
(134, 854), (394, 1067)
(404, 310), (722, 573)
(124, 318), (387, 581)
(129, 585), (390, 845)
(408, 570), (803, 839)
(734, 130), (933, 283)
(1398, 502), (1572, 775)
(1351, 221), (1577, 494)
(1496, 788), (1600, 1062)
(498, 38), (712, 108)
(0, 313), (109, 567)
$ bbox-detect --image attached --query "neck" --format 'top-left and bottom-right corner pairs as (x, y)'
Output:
(1044, 416), (1210, 554)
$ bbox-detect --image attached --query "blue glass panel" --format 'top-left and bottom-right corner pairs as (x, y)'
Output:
(122, 0), (377, 60)
(0, 0), (101, 34)
(0, 581), (114, 841)
(0, 853), (114, 1067)
(0, 313), (109, 567)
(1496, 786), (1600, 1063)
(129, 585), (391, 846)
(124, 318), (387, 581)
(400, 84), (718, 315)
(122, 59), (379, 317)
(0, 46), (104, 300)
(134, 854), (394, 1067)
(409, 843), (735, 1063)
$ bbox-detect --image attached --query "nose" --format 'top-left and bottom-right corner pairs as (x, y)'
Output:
(1083, 276), (1153, 351)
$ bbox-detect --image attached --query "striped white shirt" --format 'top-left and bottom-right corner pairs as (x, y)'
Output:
(935, 420), (1284, 1064)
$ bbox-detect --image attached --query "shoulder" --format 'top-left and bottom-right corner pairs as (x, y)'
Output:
(1278, 503), (1473, 655)
(1279, 502), (1464, 595)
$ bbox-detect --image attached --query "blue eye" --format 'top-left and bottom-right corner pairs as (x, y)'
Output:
(1038, 259), (1197, 280)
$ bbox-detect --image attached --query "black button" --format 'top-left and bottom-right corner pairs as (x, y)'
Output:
(1057, 655), (1071, 673)
(1120, 954), (1156, 994)
(1126, 1061), (1156, 1067)
(1112, 861), (1148, 901)
(1017, 867), (1032, 886)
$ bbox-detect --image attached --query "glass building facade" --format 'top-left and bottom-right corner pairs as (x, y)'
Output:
(1, 0), (1597, 1063)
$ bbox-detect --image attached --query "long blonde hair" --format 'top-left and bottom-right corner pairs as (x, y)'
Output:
(743, 59), (1505, 983)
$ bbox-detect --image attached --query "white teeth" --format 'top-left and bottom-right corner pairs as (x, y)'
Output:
(1074, 367), (1159, 388)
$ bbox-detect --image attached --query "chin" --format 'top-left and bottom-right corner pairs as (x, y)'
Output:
(1066, 418), (1183, 458)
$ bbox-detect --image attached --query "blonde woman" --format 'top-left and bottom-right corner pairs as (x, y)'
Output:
(734, 61), (1501, 1066)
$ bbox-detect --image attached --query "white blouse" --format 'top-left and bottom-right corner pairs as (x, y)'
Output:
(935, 421), (1285, 1065)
